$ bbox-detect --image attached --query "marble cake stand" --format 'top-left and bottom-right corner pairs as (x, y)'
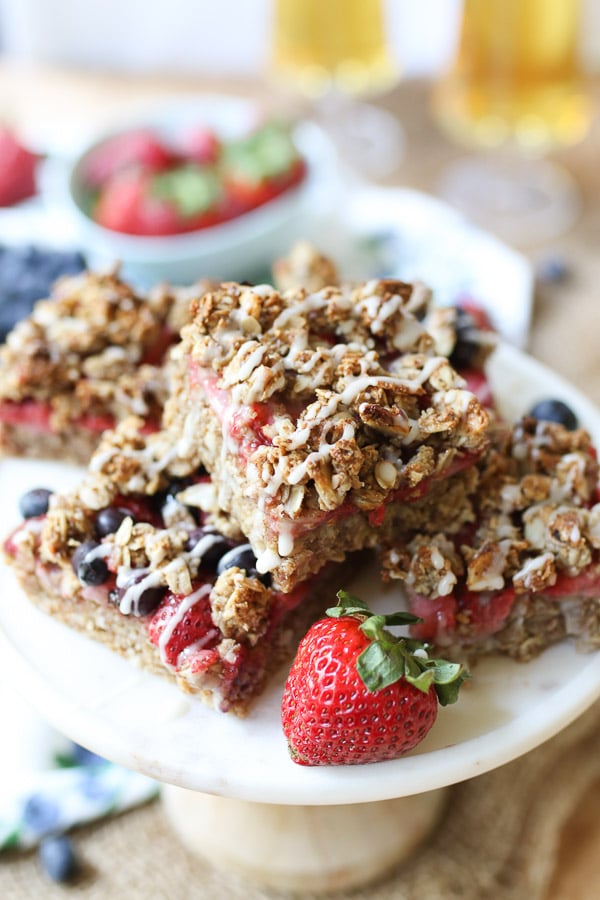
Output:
(3, 344), (600, 892)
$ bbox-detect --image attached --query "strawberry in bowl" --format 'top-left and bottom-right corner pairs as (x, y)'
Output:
(81, 120), (305, 238)
(63, 98), (330, 286)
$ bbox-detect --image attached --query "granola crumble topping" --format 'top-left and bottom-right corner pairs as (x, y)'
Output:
(0, 270), (208, 427)
(165, 280), (490, 527)
(381, 419), (600, 598)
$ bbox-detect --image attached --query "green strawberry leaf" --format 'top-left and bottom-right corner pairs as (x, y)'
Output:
(434, 673), (468, 706)
(425, 659), (465, 684)
(382, 611), (424, 626)
(329, 591), (422, 627)
(359, 614), (387, 640)
(404, 667), (436, 693)
(357, 640), (407, 692)
(336, 589), (370, 610)
(151, 165), (221, 217)
(328, 589), (469, 702)
(326, 590), (371, 619)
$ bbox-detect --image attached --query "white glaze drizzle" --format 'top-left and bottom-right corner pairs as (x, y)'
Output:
(157, 583), (212, 667)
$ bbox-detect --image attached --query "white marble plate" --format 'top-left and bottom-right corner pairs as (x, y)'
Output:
(1, 343), (599, 806)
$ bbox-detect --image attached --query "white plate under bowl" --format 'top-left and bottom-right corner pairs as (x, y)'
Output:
(1, 343), (599, 805)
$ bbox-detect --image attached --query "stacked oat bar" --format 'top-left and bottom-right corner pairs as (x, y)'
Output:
(4, 244), (599, 716)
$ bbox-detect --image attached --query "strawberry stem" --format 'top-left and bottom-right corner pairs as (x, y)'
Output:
(327, 590), (468, 704)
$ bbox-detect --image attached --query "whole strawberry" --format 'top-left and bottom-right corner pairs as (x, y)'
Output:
(281, 591), (467, 766)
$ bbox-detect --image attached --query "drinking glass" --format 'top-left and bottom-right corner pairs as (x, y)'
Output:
(430, 0), (593, 243)
(271, 0), (405, 179)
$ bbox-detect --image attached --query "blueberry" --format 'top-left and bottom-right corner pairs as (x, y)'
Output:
(38, 834), (79, 883)
(201, 536), (238, 570)
(536, 256), (571, 284)
(135, 586), (166, 616)
(158, 478), (202, 525)
(78, 770), (111, 802)
(186, 527), (236, 570)
(109, 579), (165, 616)
(94, 506), (132, 537)
(18, 488), (53, 519)
(23, 794), (60, 833)
(164, 477), (192, 500)
(72, 540), (109, 586)
(216, 544), (271, 587)
(71, 742), (107, 767)
(0, 244), (86, 342)
(449, 307), (480, 370)
(528, 399), (578, 431)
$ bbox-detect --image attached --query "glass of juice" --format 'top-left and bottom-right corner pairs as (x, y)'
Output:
(271, 0), (404, 178)
(431, 0), (592, 243)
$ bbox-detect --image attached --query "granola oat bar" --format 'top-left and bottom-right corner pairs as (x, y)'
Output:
(0, 270), (203, 464)
(163, 280), (491, 592)
(4, 419), (344, 714)
(380, 418), (600, 661)
(272, 240), (340, 293)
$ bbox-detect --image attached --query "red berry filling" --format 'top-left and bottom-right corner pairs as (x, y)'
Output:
(408, 561), (600, 646)
(147, 584), (221, 669)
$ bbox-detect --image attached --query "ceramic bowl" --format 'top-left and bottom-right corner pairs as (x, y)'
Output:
(56, 96), (338, 287)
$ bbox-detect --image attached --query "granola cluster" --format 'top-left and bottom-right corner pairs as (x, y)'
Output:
(0, 270), (204, 427)
(32, 419), (274, 646)
(381, 419), (600, 598)
(272, 240), (340, 293)
(165, 280), (490, 519)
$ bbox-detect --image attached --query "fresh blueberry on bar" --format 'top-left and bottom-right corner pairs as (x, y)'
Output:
(187, 527), (237, 570)
(72, 541), (109, 586)
(38, 834), (79, 883)
(217, 544), (272, 587)
(18, 488), (53, 519)
(528, 399), (578, 431)
(449, 307), (481, 370)
(94, 506), (133, 538)
(110, 578), (166, 617)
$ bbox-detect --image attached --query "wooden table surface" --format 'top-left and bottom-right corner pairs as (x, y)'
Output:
(1, 60), (600, 899)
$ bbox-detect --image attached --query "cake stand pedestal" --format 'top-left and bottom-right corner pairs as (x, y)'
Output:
(3, 346), (600, 893)
(162, 786), (448, 893)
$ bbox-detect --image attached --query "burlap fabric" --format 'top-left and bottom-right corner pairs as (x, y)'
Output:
(1, 700), (599, 899)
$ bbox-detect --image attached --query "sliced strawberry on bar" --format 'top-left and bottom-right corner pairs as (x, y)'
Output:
(410, 586), (517, 644)
(147, 586), (220, 668)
